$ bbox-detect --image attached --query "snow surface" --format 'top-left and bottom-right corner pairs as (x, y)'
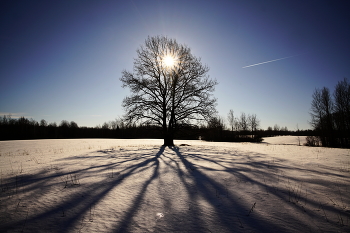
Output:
(0, 137), (349, 232)
(262, 136), (307, 146)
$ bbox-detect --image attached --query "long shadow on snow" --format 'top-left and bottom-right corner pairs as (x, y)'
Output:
(1, 145), (348, 232)
(162, 146), (288, 232)
(169, 147), (350, 232)
(0, 146), (165, 233)
(114, 146), (163, 232)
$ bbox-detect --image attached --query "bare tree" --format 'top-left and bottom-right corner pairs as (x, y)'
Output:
(102, 122), (109, 129)
(234, 117), (240, 131)
(227, 109), (235, 132)
(333, 78), (350, 146)
(310, 88), (323, 129)
(120, 36), (218, 146)
(310, 87), (334, 146)
(321, 87), (334, 133)
(239, 112), (248, 131)
(248, 113), (260, 133)
(108, 120), (118, 130)
(115, 117), (126, 129)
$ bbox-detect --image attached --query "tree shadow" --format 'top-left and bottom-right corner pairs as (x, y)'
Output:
(159, 146), (285, 232)
(152, 146), (349, 232)
(1, 145), (349, 232)
(0, 146), (165, 232)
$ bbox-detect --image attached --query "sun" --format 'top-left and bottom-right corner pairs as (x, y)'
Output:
(163, 55), (176, 68)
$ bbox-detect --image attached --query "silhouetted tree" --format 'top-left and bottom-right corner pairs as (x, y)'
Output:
(115, 117), (126, 129)
(120, 36), (218, 146)
(234, 117), (240, 132)
(59, 120), (70, 138)
(60, 120), (70, 128)
(248, 113), (260, 133)
(207, 116), (225, 130)
(201, 116), (225, 141)
(48, 122), (58, 138)
(109, 120), (118, 130)
(239, 112), (248, 132)
(266, 126), (273, 137)
(102, 122), (109, 129)
(333, 78), (350, 146)
(310, 87), (335, 146)
(49, 122), (57, 127)
(70, 121), (78, 128)
(40, 119), (48, 127)
(308, 79), (350, 148)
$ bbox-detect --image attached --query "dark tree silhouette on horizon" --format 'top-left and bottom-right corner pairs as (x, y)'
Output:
(310, 87), (335, 146)
(309, 78), (350, 147)
(120, 36), (218, 146)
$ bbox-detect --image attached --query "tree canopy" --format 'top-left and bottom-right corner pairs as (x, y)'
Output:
(120, 36), (218, 146)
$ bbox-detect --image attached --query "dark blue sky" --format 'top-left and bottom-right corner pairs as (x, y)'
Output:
(1, 0), (349, 130)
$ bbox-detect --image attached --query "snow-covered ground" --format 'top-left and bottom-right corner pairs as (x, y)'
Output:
(262, 135), (307, 146)
(0, 137), (349, 232)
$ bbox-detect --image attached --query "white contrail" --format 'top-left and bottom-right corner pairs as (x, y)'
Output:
(242, 54), (301, 68)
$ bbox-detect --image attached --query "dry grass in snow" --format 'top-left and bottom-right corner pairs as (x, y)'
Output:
(0, 137), (349, 232)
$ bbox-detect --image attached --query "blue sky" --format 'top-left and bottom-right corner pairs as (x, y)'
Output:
(1, 0), (349, 130)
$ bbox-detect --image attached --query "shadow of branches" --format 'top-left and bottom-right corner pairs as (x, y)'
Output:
(1, 144), (349, 232)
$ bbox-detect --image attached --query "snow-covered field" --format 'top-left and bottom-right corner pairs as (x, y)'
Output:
(0, 137), (349, 232)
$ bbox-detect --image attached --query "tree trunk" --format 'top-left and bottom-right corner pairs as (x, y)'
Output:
(163, 132), (174, 146)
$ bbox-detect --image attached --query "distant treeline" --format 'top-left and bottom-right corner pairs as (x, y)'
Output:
(200, 115), (313, 142)
(0, 116), (162, 140)
(0, 115), (312, 141)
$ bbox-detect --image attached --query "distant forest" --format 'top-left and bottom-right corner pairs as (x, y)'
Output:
(0, 115), (312, 142)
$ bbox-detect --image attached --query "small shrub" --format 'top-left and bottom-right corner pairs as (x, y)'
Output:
(304, 136), (321, 147)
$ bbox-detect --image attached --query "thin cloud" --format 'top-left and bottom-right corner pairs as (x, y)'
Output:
(242, 53), (305, 68)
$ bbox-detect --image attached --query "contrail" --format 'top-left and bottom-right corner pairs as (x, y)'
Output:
(242, 54), (302, 68)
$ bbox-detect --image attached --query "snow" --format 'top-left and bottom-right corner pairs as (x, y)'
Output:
(262, 135), (307, 146)
(0, 137), (349, 232)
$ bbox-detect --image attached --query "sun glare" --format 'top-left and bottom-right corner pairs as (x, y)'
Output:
(163, 55), (176, 68)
